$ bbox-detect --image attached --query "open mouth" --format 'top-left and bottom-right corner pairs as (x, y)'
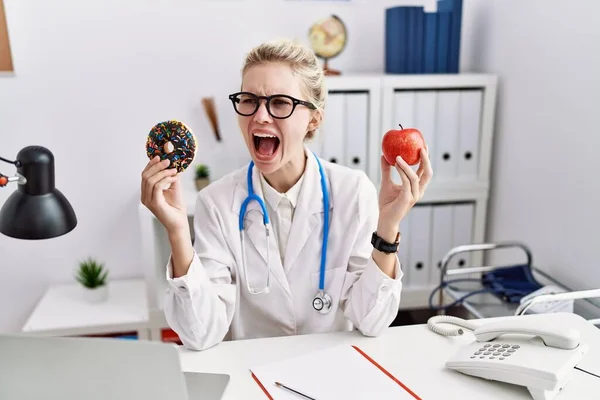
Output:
(253, 133), (280, 158)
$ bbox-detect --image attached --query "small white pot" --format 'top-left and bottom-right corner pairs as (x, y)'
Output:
(82, 285), (108, 303)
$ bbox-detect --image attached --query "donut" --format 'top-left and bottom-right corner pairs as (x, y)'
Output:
(146, 120), (197, 172)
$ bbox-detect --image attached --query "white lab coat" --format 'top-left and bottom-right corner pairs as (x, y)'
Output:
(164, 149), (404, 351)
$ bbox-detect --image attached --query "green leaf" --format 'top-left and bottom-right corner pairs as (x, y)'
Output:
(76, 257), (108, 288)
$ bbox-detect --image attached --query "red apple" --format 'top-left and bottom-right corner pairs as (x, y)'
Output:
(382, 124), (425, 166)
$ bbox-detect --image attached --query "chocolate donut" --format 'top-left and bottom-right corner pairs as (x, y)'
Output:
(146, 120), (197, 172)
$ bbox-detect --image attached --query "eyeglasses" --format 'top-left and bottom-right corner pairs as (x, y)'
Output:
(228, 92), (316, 119)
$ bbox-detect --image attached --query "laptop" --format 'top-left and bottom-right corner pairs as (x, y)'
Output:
(0, 333), (230, 400)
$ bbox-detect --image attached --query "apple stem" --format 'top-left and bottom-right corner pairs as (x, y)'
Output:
(398, 123), (403, 129)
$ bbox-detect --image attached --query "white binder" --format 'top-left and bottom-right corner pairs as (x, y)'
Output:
(398, 211), (411, 287)
(321, 93), (345, 165)
(406, 205), (432, 288)
(393, 91), (415, 129)
(434, 91), (460, 181)
(414, 91), (437, 175)
(458, 90), (483, 181)
(449, 203), (474, 270)
(344, 93), (369, 172)
(429, 204), (453, 286)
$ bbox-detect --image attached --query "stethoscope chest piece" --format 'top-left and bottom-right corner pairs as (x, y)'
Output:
(312, 291), (332, 314)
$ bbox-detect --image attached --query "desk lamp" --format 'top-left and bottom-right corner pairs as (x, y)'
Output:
(0, 146), (77, 239)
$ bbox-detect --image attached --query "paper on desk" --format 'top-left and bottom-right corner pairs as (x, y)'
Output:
(250, 344), (421, 400)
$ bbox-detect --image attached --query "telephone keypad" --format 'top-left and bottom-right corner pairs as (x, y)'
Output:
(472, 343), (520, 361)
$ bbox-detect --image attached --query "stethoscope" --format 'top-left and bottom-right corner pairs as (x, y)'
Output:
(238, 152), (332, 314)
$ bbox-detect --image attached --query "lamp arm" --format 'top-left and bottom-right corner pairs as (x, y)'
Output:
(0, 172), (26, 187)
(0, 155), (25, 187)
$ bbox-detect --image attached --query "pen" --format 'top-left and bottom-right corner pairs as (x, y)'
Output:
(274, 381), (317, 400)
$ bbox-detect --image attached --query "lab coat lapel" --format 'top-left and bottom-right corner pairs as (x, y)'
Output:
(232, 164), (289, 294)
(284, 153), (331, 274)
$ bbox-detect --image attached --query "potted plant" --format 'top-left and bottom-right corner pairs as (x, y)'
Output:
(76, 257), (109, 303)
(195, 164), (210, 191)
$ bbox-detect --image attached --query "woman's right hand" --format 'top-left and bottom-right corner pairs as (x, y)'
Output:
(141, 156), (189, 234)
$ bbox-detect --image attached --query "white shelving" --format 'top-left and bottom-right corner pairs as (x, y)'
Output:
(22, 279), (150, 339)
(138, 73), (498, 337)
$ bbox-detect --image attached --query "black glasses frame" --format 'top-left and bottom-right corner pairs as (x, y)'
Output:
(228, 92), (316, 120)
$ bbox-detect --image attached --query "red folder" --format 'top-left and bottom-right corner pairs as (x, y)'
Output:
(251, 345), (422, 399)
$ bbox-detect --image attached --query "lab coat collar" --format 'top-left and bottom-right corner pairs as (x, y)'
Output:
(259, 168), (304, 211)
(231, 146), (333, 276)
(231, 146), (332, 217)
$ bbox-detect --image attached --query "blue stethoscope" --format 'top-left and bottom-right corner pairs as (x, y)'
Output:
(238, 152), (332, 314)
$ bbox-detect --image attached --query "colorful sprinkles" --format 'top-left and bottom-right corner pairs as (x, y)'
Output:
(146, 120), (197, 172)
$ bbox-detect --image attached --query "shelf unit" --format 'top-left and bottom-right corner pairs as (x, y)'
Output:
(138, 73), (498, 339)
(21, 279), (150, 340)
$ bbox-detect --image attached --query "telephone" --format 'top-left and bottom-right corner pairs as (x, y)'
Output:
(428, 313), (589, 400)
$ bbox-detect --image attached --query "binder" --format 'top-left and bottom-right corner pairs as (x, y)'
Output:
(457, 90), (482, 181)
(344, 93), (368, 172)
(321, 93), (345, 165)
(250, 344), (422, 399)
(414, 91), (437, 175)
(449, 203), (474, 270)
(406, 205), (432, 288)
(385, 7), (408, 74)
(412, 7), (425, 74)
(436, 1), (452, 73)
(448, 0), (463, 73)
(423, 12), (438, 73)
(429, 204), (453, 286)
(398, 211), (412, 286)
(434, 90), (460, 181)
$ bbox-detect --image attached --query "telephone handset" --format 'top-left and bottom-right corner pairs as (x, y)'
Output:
(428, 313), (589, 400)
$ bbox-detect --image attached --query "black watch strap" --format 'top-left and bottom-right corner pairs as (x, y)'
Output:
(371, 231), (400, 254)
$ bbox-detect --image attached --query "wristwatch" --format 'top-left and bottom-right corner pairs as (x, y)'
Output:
(371, 231), (400, 254)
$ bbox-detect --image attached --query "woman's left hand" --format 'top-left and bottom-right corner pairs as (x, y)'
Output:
(376, 148), (433, 242)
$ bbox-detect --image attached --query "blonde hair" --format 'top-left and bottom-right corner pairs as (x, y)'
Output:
(241, 38), (326, 139)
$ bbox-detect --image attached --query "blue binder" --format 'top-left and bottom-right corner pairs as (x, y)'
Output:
(385, 7), (408, 73)
(423, 12), (437, 73)
(436, 0), (452, 73)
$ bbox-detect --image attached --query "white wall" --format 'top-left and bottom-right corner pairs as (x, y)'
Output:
(1, 0), (598, 333)
(461, 0), (600, 290)
(0, 0), (437, 332)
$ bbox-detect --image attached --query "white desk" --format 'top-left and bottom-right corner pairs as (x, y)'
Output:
(179, 314), (600, 400)
(22, 279), (150, 339)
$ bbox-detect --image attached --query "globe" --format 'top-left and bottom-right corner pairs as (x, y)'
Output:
(308, 15), (347, 75)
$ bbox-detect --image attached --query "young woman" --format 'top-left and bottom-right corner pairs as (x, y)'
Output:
(141, 39), (432, 350)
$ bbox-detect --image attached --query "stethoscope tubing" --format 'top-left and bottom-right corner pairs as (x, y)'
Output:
(238, 152), (329, 293)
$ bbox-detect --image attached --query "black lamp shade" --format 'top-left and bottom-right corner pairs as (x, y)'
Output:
(0, 146), (77, 240)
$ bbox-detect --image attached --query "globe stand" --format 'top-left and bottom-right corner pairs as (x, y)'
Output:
(322, 58), (341, 76)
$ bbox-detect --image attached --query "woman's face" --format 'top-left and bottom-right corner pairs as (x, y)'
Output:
(237, 62), (319, 175)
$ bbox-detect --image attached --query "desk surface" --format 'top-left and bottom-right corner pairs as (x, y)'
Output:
(179, 314), (600, 400)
